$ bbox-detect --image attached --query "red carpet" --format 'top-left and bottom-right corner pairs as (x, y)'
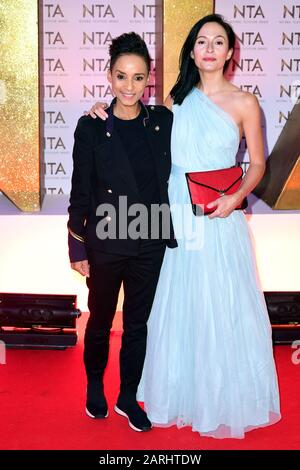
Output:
(0, 314), (299, 450)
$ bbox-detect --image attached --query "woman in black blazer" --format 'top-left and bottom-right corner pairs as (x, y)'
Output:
(68, 32), (176, 432)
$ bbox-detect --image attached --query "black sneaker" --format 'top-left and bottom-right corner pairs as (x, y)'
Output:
(114, 397), (152, 432)
(86, 401), (108, 419)
(86, 381), (108, 419)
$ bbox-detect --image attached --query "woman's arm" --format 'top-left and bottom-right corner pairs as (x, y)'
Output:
(164, 94), (173, 111)
(87, 95), (172, 120)
(233, 93), (265, 201)
(208, 93), (265, 219)
(68, 118), (94, 276)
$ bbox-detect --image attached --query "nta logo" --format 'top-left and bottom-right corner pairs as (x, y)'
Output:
(44, 111), (66, 125)
(83, 58), (110, 72)
(283, 5), (300, 18)
(281, 59), (300, 72)
(82, 4), (115, 18)
(44, 137), (66, 150)
(233, 4), (265, 19)
(83, 32), (113, 46)
(133, 4), (158, 18)
(239, 84), (262, 97)
(236, 32), (264, 46)
(44, 85), (66, 99)
(282, 32), (300, 46)
(232, 58), (263, 72)
(43, 162), (66, 175)
(45, 31), (64, 45)
(44, 4), (64, 18)
(45, 58), (65, 72)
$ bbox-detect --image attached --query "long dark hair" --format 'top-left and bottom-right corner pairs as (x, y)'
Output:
(170, 14), (236, 105)
(109, 32), (151, 73)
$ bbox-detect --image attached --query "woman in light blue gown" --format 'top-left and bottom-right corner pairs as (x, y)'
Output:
(89, 14), (281, 439)
(136, 14), (281, 439)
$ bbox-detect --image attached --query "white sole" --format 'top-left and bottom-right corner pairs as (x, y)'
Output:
(114, 405), (152, 432)
(85, 406), (109, 419)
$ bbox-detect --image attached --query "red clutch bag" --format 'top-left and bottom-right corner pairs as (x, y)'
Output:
(185, 166), (248, 215)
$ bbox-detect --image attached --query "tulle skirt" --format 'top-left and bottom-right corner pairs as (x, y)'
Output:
(137, 169), (281, 439)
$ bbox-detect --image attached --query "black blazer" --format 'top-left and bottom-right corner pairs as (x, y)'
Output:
(68, 100), (177, 262)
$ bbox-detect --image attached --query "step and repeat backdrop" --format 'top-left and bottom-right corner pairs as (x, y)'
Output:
(0, 1), (299, 209)
(42, 0), (299, 206)
(43, 0), (159, 197)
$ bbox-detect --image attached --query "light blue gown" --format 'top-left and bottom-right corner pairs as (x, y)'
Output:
(137, 87), (281, 439)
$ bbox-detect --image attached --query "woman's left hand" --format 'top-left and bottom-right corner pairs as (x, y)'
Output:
(207, 193), (242, 219)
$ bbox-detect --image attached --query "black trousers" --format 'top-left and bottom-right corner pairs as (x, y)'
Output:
(84, 240), (166, 398)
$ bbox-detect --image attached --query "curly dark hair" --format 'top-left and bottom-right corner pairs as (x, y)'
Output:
(109, 32), (151, 72)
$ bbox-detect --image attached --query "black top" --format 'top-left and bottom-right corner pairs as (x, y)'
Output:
(114, 110), (160, 209)
(113, 110), (161, 242)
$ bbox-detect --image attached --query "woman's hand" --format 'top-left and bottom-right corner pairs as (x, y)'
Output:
(71, 259), (90, 277)
(85, 102), (109, 120)
(207, 193), (243, 219)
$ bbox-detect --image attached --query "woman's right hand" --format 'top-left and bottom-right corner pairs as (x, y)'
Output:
(85, 102), (109, 120)
(71, 259), (90, 277)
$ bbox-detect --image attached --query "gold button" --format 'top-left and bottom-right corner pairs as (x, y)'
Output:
(155, 125), (160, 131)
(106, 132), (111, 137)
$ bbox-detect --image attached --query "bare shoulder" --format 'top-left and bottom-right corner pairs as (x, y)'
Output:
(230, 88), (260, 113)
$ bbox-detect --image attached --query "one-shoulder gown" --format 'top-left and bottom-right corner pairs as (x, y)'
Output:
(137, 88), (281, 439)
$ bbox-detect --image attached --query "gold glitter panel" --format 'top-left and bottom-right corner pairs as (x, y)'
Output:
(162, 0), (214, 101)
(276, 157), (300, 209)
(0, 0), (40, 211)
(254, 102), (300, 210)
